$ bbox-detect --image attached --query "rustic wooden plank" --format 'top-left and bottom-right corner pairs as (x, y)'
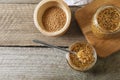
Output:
(0, 47), (119, 80)
(0, 4), (85, 46)
(0, 0), (91, 4)
(0, 0), (42, 4)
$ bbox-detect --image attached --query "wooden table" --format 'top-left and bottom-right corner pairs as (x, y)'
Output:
(0, 0), (119, 80)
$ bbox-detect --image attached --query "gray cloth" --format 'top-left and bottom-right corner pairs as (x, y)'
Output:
(64, 0), (93, 6)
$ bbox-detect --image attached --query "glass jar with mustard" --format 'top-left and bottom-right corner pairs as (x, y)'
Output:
(92, 5), (120, 38)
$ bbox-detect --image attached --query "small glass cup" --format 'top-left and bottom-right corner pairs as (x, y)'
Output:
(66, 42), (97, 71)
(92, 5), (120, 39)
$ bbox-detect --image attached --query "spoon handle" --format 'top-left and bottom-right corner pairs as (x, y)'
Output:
(33, 40), (75, 54)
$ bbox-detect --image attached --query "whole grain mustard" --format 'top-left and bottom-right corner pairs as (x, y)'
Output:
(92, 5), (120, 38)
(67, 42), (96, 71)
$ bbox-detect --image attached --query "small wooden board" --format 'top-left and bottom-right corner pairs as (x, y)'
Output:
(75, 0), (120, 57)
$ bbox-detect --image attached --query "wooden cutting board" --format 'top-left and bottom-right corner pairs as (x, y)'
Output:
(75, 0), (120, 57)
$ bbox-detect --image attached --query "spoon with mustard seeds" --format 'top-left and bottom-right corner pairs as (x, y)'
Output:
(33, 40), (76, 54)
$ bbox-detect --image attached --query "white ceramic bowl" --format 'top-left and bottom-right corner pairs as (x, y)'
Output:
(34, 0), (71, 37)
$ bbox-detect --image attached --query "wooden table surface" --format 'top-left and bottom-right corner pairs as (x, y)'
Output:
(0, 0), (120, 80)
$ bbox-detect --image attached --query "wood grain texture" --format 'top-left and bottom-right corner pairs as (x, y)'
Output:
(0, 4), (85, 46)
(0, 0), (91, 4)
(0, 47), (119, 80)
(75, 0), (120, 57)
(0, 0), (42, 4)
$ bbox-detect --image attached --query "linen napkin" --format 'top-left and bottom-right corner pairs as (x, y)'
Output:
(64, 0), (93, 6)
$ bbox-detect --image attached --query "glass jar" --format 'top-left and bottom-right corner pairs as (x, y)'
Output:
(92, 5), (120, 39)
(66, 42), (97, 71)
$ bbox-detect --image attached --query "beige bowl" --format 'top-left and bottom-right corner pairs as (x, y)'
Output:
(34, 0), (71, 37)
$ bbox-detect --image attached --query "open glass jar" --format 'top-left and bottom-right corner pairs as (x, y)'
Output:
(92, 5), (120, 38)
(66, 42), (97, 71)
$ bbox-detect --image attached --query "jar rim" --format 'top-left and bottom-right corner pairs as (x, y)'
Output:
(93, 5), (120, 34)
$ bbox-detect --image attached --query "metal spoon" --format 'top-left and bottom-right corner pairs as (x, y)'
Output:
(33, 40), (76, 54)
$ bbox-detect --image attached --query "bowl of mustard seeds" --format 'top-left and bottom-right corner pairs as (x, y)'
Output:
(34, 0), (71, 36)
(66, 42), (97, 71)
